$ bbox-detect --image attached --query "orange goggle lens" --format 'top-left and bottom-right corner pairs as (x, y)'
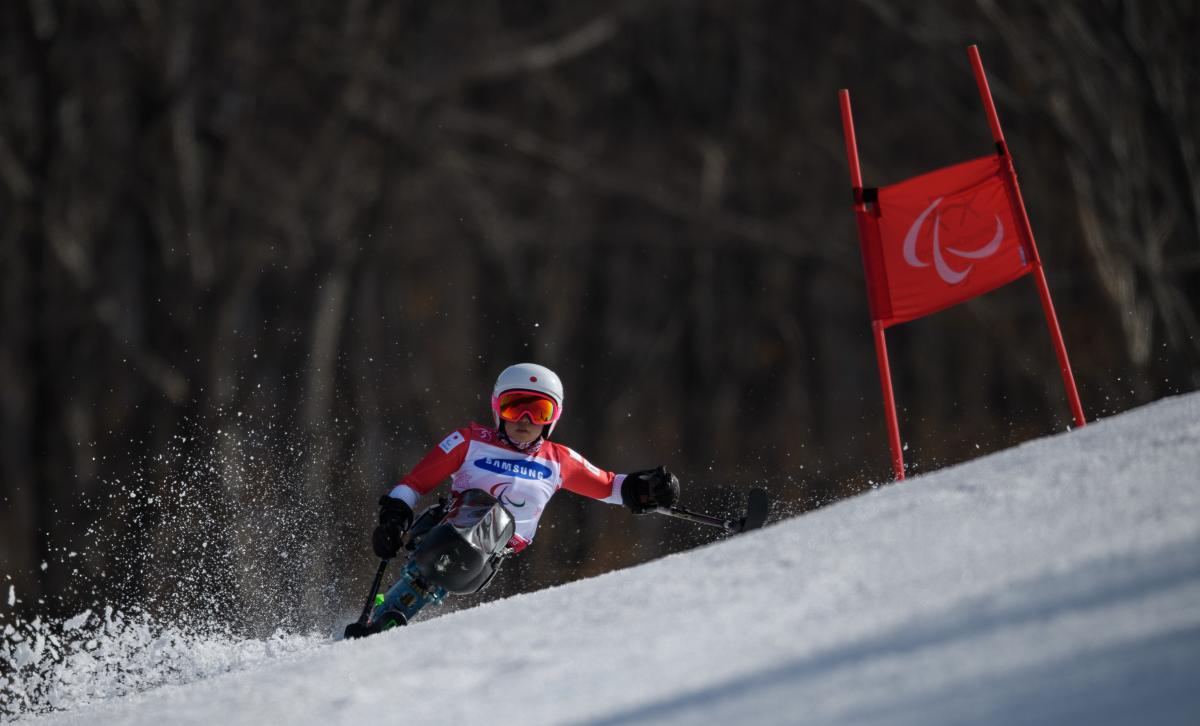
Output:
(495, 391), (559, 425)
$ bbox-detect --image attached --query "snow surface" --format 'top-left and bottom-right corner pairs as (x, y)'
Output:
(10, 393), (1200, 725)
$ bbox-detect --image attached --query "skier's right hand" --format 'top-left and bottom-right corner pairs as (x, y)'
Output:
(372, 495), (414, 559)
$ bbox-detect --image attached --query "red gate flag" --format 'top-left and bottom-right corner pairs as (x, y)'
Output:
(862, 155), (1033, 327)
(839, 45), (1086, 481)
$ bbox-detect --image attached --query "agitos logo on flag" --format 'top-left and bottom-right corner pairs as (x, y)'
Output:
(839, 45), (1086, 481)
(863, 155), (1032, 325)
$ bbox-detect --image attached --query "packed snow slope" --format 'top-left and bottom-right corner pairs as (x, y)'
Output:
(25, 393), (1200, 725)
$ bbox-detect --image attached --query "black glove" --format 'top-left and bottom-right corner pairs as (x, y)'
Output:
(621, 466), (680, 514)
(372, 495), (414, 559)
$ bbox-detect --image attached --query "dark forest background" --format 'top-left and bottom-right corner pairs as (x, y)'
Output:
(2, 1), (1197, 633)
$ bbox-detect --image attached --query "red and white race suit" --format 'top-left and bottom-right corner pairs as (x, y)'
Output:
(385, 423), (626, 552)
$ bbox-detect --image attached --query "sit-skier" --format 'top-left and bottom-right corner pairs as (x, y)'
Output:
(363, 362), (680, 632)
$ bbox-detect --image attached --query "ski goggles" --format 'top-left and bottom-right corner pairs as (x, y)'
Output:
(492, 390), (561, 425)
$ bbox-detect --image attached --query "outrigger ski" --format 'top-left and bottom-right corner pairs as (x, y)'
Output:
(742, 487), (770, 531)
(653, 487), (770, 534)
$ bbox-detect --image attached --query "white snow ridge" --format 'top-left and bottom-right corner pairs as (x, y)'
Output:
(9, 393), (1200, 725)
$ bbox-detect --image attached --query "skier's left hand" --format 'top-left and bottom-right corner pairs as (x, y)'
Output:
(621, 466), (680, 514)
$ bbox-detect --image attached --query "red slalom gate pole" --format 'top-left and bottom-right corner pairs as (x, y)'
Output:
(968, 45), (1005, 150)
(968, 46), (1087, 429)
(839, 91), (865, 206)
(871, 321), (905, 480)
(840, 89), (906, 480)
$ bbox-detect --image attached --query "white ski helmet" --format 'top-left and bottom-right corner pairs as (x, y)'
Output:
(491, 362), (565, 436)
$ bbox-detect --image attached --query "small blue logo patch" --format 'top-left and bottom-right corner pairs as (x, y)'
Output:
(474, 457), (552, 480)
